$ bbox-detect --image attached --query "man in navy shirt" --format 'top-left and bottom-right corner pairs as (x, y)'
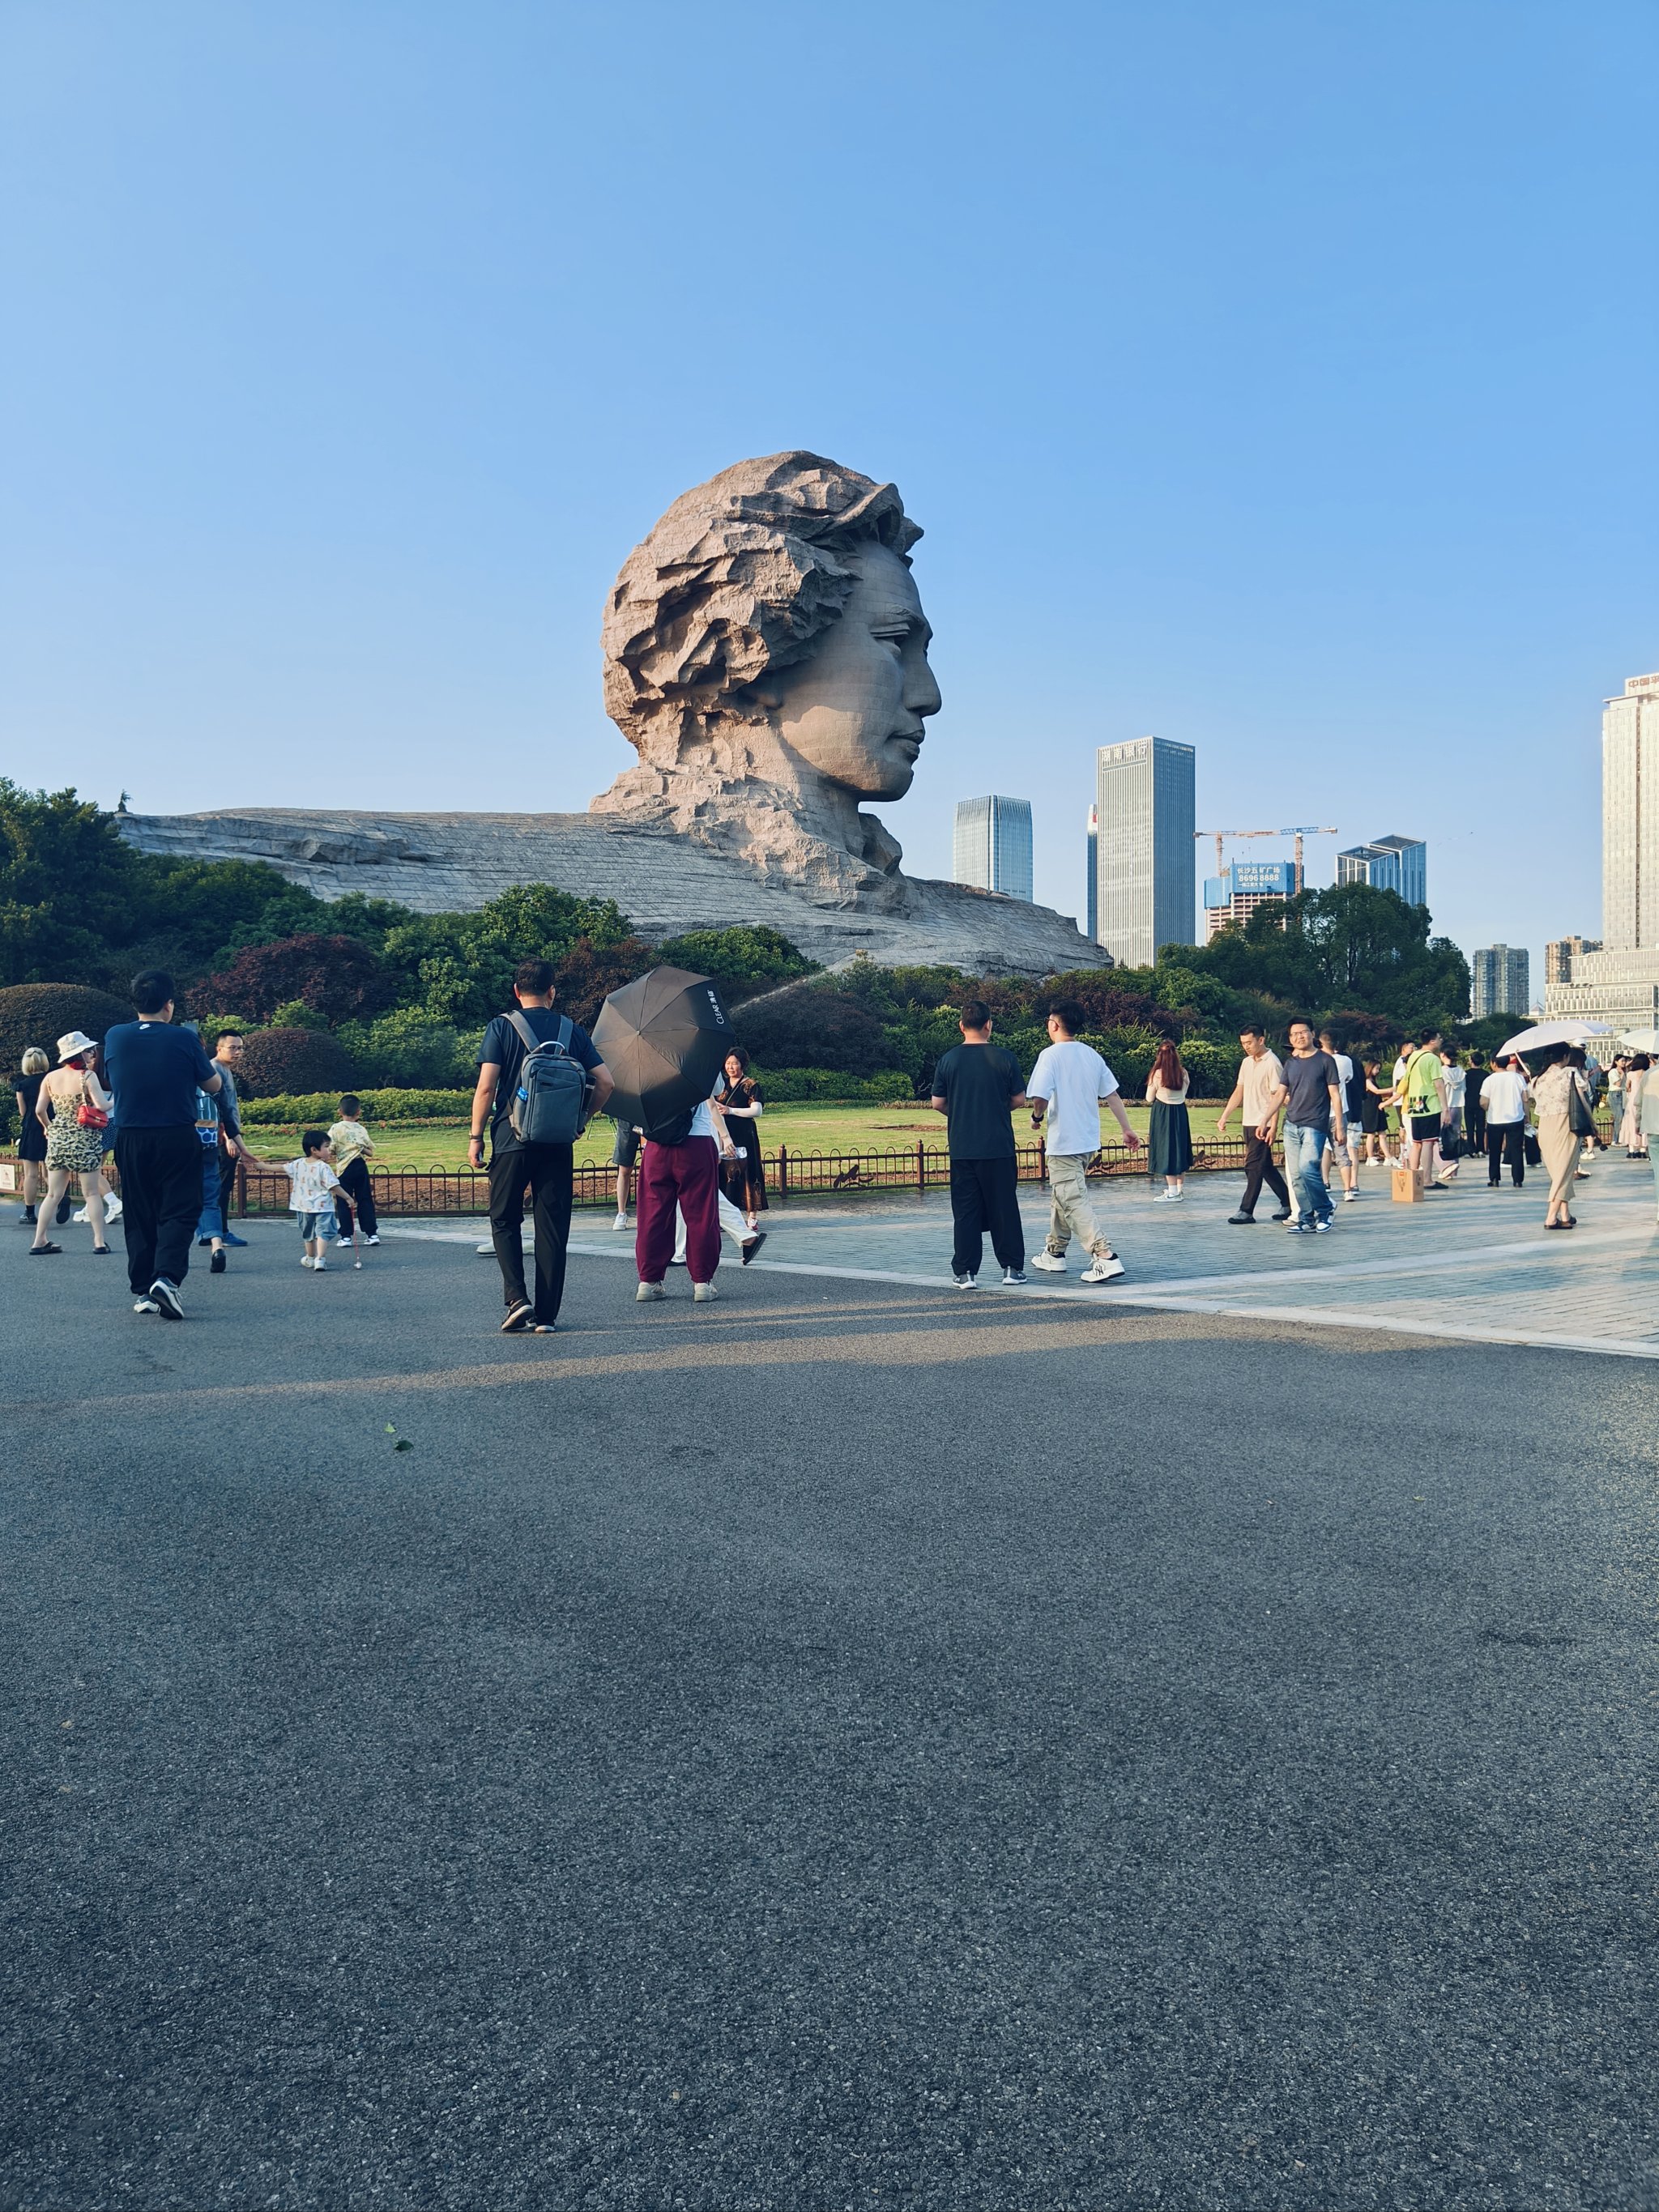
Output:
(468, 958), (612, 1332)
(103, 970), (221, 1319)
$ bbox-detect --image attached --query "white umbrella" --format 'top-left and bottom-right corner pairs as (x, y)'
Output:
(1617, 1028), (1659, 1055)
(1497, 1018), (1613, 1058)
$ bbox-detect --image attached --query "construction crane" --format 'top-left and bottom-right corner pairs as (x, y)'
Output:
(1196, 826), (1339, 894)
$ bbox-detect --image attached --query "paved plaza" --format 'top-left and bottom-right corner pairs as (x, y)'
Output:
(404, 1147), (1659, 1362)
(4, 1160), (1658, 2208)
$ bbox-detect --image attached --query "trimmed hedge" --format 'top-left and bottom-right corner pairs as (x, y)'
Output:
(239, 1087), (473, 1124)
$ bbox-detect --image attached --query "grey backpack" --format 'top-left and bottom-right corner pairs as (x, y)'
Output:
(505, 1012), (591, 1145)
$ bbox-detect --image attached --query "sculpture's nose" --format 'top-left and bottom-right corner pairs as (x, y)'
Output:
(906, 653), (942, 720)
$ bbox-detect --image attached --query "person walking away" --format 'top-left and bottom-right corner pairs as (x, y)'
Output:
(611, 1116), (641, 1230)
(1318, 1029), (1361, 1202)
(1217, 1026), (1290, 1223)
(1354, 1057), (1389, 1168)
(1567, 1046), (1596, 1178)
(329, 1096), (380, 1254)
(1463, 1051), (1487, 1163)
(284, 1132), (344, 1269)
(718, 1048), (768, 1230)
(207, 1032), (251, 1247)
(1145, 1038), (1193, 1201)
(1619, 1055), (1648, 1157)
(636, 1085), (731, 1304)
(1261, 1021), (1344, 1234)
(28, 1033), (115, 1256)
(1401, 1030), (1448, 1187)
(1531, 1044), (1590, 1229)
(931, 999), (1029, 1287)
(470, 958), (611, 1333)
(103, 972), (223, 1318)
(13, 1046), (49, 1225)
(1025, 998), (1138, 1281)
(192, 1063), (235, 1273)
(1480, 1054), (1527, 1189)
(1435, 1047), (1466, 1183)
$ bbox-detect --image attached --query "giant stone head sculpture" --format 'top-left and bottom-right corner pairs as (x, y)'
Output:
(592, 453), (941, 888)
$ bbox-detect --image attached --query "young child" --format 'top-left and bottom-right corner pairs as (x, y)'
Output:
(284, 1130), (347, 1271)
(328, 1094), (379, 1255)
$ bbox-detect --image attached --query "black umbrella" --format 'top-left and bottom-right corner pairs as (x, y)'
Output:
(593, 965), (734, 1137)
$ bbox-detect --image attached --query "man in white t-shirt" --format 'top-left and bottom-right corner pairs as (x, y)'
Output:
(1215, 1026), (1292, 1222)
(1480, 1054), (1528, 1189)
(1024, 1000), (1140, 1283)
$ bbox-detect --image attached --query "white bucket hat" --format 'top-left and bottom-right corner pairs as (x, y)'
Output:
(57, 1029), (97, 1063)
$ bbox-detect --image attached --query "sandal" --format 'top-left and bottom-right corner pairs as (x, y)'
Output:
(28, 1242), (62, 1255)
(92, 1243), (113, 1255)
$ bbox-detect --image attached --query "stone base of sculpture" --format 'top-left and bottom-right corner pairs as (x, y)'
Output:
(118, 808), (1105, 976)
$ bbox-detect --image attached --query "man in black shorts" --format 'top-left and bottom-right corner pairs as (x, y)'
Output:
(611, 1117), (641, 1230)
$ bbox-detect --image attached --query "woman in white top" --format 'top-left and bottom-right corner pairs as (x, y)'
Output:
(1145, 1038), (1193, 1201)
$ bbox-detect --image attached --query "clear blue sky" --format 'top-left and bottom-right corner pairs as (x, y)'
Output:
(4, 1), (1656, 988)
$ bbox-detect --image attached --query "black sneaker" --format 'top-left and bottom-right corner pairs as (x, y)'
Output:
(55, 1196), (73, 1225)
(740, 1230), (767, 1265)
(1270, 1208), (1293, 1221)
(210, 1250), (227, 1273)
(1227, 1212), (1256, 1225)
(500, 1299), (535, 1333)
(150, 1277), (185, 1320)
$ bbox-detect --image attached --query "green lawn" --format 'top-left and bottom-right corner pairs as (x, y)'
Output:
(237, 1098), (1245, 1174)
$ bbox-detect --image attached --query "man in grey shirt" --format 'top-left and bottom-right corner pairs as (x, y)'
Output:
(204, 1030), (253, 1247)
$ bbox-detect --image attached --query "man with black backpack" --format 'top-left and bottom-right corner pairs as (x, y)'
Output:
(468, 959), (612, 1333)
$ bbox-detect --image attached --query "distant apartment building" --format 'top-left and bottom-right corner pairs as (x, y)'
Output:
(1336, 833), (1427, 909)
(1546, 673), (1659, 1034)
(1085, 803), (1098, 942)
(952, 794), (1033, 902)
(1545, 936), (1601, 987)
(1203, 859), (1295, 940)
(1094, 737), (1196, 968)
(1470, 944), (1529, 1022)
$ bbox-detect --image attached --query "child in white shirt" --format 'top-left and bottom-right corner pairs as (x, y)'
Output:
(284, 1130), (346, 1271)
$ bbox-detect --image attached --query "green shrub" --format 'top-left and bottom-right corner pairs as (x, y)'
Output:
(335, 1009), (475, 1089)
(749, 1068), (915, 1103)
(238, 1086), (474, 1124)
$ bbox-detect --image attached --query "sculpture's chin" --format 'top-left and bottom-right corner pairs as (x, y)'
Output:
(838, 757), (916, 802)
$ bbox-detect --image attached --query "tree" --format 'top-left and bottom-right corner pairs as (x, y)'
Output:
(0, 782), (151, 987)
(731, 982), (890, 1076)
(199, 935), (393, 1025)
(653, 926), (815, 993)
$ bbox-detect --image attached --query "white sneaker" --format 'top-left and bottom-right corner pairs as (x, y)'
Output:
(301, 1255), (313, 1268)
(104, 1196), (122, 1221)
(1343, 1189), (1358, 1202)
(361, 1234), (379, 1246)
(313, 1258), (326, 1271)
(476, 1240), (493, 1255)
(692, 1281), (718, 1302)
(1152, 1189), (1183, 1203)
(1028, 1252), (1068, 1272)
(133, 1297), (159, 1315)
(71, 1206), (89, 1224)
(1081, 1255), (1125, 1283)
(612, 1213), (629, 1230)
(636, 1281), (666, 1302)
(952, 1272), (977, 1289)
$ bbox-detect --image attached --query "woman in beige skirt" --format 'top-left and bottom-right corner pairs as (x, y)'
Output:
(1529, 1046), (1588, 1230)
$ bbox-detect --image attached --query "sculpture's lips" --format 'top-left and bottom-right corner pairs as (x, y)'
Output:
(889, 731), (925, 759)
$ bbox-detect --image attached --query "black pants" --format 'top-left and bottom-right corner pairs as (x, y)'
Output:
(216, 1148), (237, 1230)
(1486, 1121), (1525, 1186)
(949, 1156), (1024, 1277)
(115, 1127), (204, 1297)
(332, 1155), (378, 1238)
(1239, 1132), (1290, 1217)
(488, 1142), (574, 1323)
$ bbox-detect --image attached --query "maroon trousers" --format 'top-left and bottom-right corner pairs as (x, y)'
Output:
(636, 1135), (720, 1284)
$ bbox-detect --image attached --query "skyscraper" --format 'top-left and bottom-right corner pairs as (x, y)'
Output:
(1094, 737), (1196, 968)
(1545, 936), (1601, 987)
(1544, 672), (1659, 1031)
(1471, 945), (1529, 1021)
(1336, 833), (1427, 907)
(953, 795), (1034, 902)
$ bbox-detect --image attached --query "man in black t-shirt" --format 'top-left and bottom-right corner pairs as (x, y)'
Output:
(468, 958), (612, 1332)
(930, 999), (1029, 1286)
(103, 968), (223, 1318)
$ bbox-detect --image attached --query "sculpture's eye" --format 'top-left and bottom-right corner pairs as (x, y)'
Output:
(872, 627), (910, 654)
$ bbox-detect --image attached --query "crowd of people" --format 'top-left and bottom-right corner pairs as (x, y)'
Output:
(11, 963), (1658, 1323)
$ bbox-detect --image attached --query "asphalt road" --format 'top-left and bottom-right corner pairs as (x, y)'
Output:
(3, 1221), (1657, 2209)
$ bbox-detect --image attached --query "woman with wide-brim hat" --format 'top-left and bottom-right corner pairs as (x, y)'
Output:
(28, 1032), (114, 1255)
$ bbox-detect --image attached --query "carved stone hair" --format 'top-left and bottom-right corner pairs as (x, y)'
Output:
(602, 451), (923, 770)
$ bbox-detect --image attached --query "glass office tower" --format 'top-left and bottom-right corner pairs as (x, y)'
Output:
(953, 795), (1034, 902)
(1094, 738), (1196, 968)
(1085, 803), (1098, 942)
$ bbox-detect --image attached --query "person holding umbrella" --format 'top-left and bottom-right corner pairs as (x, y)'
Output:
(469, 959), (612, 1333)
(593, 965), (740, 1306)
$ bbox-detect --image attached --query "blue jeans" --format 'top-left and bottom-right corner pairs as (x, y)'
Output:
(1283, 1121), (1333, 1223)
